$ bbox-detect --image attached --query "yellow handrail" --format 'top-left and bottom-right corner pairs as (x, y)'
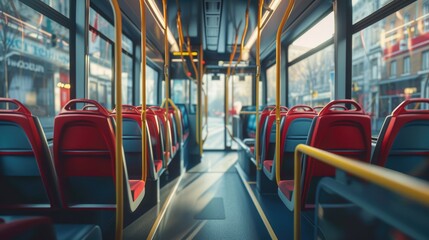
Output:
(162, 0), (171, 158)
(255, 0), (263, 171)
(275, 0), (295, 185)
(198, 44), (204, 154)
(109, 0), (123, 239)
(139, 0), (148, 183)
(292, 144), (429, 240)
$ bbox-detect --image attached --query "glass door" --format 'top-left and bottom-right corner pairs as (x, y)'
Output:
(203, 73), (225, 150)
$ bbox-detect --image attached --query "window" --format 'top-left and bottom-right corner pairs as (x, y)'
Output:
(144, 65), (158, 105)
(289, 12), (334, 62)
(40, 0), (69, 17)
(122, 53), (133, 105)
(390, 61), (397, 77)
(232, 74), (252, 107)
(352, 0), (394, 24)
(352, 1), (426, 136)
(403, 57), (410, 74)
(423, 51), (429, 70)
(266, 64), (276, 105)
(289, 45), (334, 107)
(171, 79), (189, 104)
(88, 9), (113, 109)
(424, 2), (429, 32)
(0, 1), (70, 136)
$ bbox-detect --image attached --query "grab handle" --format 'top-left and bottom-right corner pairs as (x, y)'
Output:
(61, 99), (110, 116)
(0, 98), (32, 115)
(319, 99), (363, 115)
(392, 98), (429, 116)
(288, 105), (316, 115)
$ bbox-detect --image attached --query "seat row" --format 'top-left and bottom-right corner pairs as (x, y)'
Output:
(0, 98), (188, 239)
(237, 98), (429, 211)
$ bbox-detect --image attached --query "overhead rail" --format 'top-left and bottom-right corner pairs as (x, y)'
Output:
(275, 0), (295, 184)
(109, 0), (124, 239)
(291, 144), (429, 240)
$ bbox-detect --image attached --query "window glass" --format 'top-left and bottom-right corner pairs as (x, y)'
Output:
(122, 35), (133, 54)
(0, 1), (70, 136)
(352, 0), (426, 136)
(171, 79), (189, 104)
(89, 8), (114, 41)
(122, 53), (133, 105)
(403, 57), (410, 74)
(40, 0), (69, 17)
(352, 0), (394, 24)
(232, 74), (252, 108)
(266, 64), (276, 105)
(258, 80), (263, 106)
(143, 65), (158, 105)
(289, 45), (335, 107)
(289, 12), (334, 62)
(88, 29), (113, 109)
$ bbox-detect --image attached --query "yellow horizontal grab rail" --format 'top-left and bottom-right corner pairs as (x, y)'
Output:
(292, 144), (429, 240)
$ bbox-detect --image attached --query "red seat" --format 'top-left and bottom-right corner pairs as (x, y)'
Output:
(0, 98), (60, 209)
(53, 99), (144, 211)
(277, 105), (317, 180)
(113, 105), (165, 180)
(372, 98), (429, 180)
(278, 100), (372, 211)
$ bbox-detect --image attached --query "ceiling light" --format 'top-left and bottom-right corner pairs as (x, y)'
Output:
(145, 0), (179, 52)
(244, 0), (282, 51)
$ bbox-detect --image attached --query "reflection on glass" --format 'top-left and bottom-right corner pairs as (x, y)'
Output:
(88, 29), (113, 109)
(289, 12), (334, 62)
(352, 0), (428, 136)
(289, 45), (335, 107)
(0, 1), (70, 136)
(41, 0), (70, 17)
(352, 0), (394, 24)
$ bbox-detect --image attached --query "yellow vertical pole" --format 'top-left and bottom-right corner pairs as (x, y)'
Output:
(255, 0), (263, 171)
(199, 44), (204, 155)
(139, 0), (147, 182)
(162, 0), (171, 157)
(109, 0), (123, 239)
(294, 150), (302, 240)
(275, 0), (295, 185)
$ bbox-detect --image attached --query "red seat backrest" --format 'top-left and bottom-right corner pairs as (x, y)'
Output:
(279, 105), (317, 179)
(0, 98), (60, 208)
(54, 99), (146, 210)
(372, 98), (429, 180)
(301, 100), (371, 207)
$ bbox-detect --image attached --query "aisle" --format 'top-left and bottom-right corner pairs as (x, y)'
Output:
(153, 152), (272, 239)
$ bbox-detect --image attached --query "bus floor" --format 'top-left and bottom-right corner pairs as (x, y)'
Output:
(124, 151), (314, 239)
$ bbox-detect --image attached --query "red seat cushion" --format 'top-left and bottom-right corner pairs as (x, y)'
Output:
(250, 146), (254, 154)
(263, 160), (273, 172)
(154, 160), (163, 173)
(129, 180), (145, 201)
(278, 180), (294, 200)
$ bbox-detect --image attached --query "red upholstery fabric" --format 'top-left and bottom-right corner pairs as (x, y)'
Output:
(250, 146), (254, 154)
(278, 180), (294, 200)
(154, 160), (163, 173)
(263, 160), (273, 172)
(129, 180), (145, 201)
